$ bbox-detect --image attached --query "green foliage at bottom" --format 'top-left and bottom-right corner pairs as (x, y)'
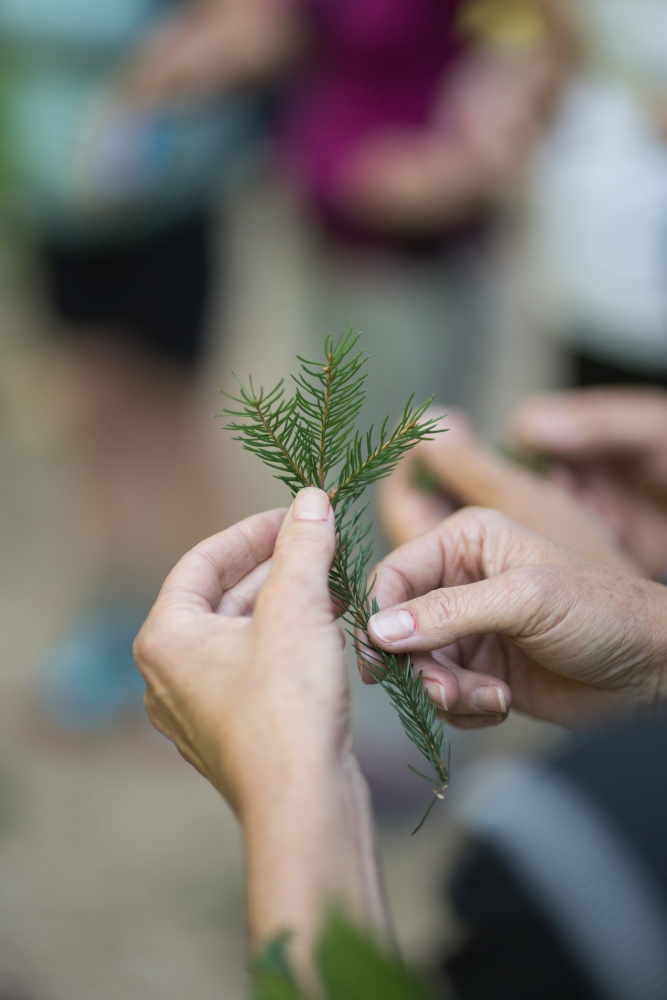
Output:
(252, 912), (435, 1000)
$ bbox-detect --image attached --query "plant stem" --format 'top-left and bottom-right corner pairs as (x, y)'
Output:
(251, 395), (310, 489)
(317, 351), (335, 489)
(328, 420), (421, 503)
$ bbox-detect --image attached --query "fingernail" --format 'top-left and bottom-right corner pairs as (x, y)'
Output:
(292, 488), (330, 521)
(471, 686), (507, 714)
(424, 680), (448, 711)
(369, 609), (416, 643)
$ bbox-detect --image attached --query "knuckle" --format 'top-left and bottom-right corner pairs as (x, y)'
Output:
(132, 615), (165, 675)
(501, 565), (566, 636)
(275, 523), (332, 565)
(418, 588), (458, 632)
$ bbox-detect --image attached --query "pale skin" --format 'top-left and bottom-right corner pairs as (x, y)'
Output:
(509, 388), (667, 579)
(366, 506), (667, 731)
(124, 0), (302, 105)
(134, 488), (390, 984)
(379, 406), (641, 574)
(379, 392), (667, 579)
(135, 488), (667, 986)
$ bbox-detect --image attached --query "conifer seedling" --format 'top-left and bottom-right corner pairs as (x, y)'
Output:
(221, 327), (450, 832)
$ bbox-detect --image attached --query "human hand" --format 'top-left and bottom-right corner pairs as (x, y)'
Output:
(379, 407), (636, 573)
(332, 52), (550, 235)
(510, 388), (667, 578)
(365, 507), (667, 729)
(134, 489), (388, 964)
(124, 0), (299, 106)
(134, 490), (348, 815)
(331, 127), (490, 235)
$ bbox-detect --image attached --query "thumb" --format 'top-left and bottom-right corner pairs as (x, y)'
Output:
(258, 487), (336, 623)
(367, 566), (549, 653)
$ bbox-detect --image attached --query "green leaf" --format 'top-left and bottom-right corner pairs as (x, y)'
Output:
(252, 971), (305, 1000)
(316, 913), (434, 1000)
(252, 934), (305, 1000)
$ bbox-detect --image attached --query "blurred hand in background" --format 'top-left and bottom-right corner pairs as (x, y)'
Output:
(379, 407), (637, 574)
(509, 388), (667, 579)
(125, 0), (302, 106)
(331, 48), (557, 235)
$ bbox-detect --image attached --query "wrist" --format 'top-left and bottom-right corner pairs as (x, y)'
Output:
(231, 736), (353, 825)
(241, 747), (389, 962)
(239, 744), (365, 859)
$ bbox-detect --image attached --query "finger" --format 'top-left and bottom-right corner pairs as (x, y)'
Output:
(157, 508), (286, 616)
(378, 450), (455, 547)
(437, 712), (508, 730)
(257, 488), (336, 628)
(355, 629), (386, 686)
(509, 388), (667, 457)
(367, 565), (552, 654)
(369, 506), (551, 614)
(415, 406), (584, 527)
(413, 653), (511, 718)
(416, 408), (544, 509)
(217, 557), (273, 617)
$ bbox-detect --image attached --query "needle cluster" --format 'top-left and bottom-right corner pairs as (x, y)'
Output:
(222, 327), (450, 833)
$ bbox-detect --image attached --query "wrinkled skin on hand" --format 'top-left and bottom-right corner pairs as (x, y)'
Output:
(365, 507), (667, 730)
(133, 496), (350, 819)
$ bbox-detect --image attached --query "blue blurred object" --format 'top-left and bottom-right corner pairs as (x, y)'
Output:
(39, 604), (148, 732)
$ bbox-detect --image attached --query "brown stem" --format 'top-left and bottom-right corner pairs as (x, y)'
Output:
(252, 397), (311, 489)
(328, 421), (419, 503)
(317, 353), (335, 489)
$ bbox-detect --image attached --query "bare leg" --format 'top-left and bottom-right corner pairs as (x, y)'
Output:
(64, 330), (223, 600)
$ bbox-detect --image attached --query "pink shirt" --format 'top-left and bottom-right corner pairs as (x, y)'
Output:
(279, 0), (467, 233)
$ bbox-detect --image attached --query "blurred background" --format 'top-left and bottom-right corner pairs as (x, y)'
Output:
(1, 0), (666, 996)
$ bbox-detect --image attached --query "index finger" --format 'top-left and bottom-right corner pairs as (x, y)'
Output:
(157, 508), (287, 615)
(370, 507), (562, 612)
(509, 389), (667, 456)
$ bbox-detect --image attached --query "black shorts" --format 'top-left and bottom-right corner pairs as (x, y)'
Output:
(41, 211), (214, 369)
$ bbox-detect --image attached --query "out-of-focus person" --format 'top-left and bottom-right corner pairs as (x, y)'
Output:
(278, 0), (556, 238)
(0, 0), (279, 732)
(277, 0), (562, 430)
(530, 0), (667, 387)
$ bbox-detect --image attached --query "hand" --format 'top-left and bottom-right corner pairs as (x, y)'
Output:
(332, 51), (551, 235)
(134, 489), (388, 968)
(379, 407), (637, 573)
(365, 507), (667, 730)
(124, 0), (299, 106)
(510, 388), (667, 578)
(332, 128), (491, 235)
